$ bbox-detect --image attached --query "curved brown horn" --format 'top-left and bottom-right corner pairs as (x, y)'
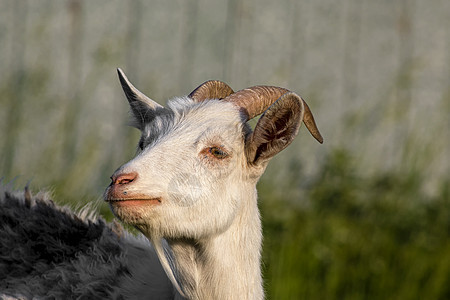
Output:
(189, 80), (235, 102)
(224, 86), (324, 144)
(223, 86), (288, 119)
(301, 99), (324, 144)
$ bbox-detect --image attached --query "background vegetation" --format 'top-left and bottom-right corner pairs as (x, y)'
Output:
(0, 0), (448, 299)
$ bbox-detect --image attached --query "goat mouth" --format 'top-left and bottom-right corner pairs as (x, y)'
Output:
(107, 198), (162, 206)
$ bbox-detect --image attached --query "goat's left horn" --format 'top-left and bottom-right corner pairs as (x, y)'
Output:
(224, 86), (324, 144)
(189, 80), (235, 102)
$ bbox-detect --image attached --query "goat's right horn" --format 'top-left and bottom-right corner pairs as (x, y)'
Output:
(117, 68), (163, 109)
(224, 86), (324, 144)
(189, 80), (235, 102)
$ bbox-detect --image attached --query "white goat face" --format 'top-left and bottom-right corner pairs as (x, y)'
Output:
(104, 69), (323, 240)
(108, 99), (248, 239)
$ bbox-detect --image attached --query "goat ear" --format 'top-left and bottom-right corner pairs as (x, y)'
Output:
(245, 92), (304, 167)
(117, 68), (163, 129)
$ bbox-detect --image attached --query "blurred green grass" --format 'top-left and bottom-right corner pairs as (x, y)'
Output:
(259, 149), (449, 299)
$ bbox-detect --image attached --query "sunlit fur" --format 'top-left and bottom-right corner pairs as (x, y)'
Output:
(107, 96), (266, 299)
(112, 98), (249, 236)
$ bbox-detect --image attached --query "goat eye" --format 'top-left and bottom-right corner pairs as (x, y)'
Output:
(208, 146), (228, 159)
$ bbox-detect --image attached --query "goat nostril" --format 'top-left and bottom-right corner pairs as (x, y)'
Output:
(111, 172), (138, 185)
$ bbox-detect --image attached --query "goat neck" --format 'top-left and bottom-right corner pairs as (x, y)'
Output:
(152, 184), (262, 300)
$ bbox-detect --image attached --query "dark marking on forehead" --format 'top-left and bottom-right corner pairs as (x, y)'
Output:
(140, 109), (177, 149)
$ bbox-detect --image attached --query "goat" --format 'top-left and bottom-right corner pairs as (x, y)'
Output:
(104, 69), (323, 299)
(0, 70), (322, 299)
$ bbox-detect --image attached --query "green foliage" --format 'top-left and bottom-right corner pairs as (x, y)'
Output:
(259, 149), (450, 300)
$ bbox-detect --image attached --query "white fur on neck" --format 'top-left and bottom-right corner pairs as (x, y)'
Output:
(147, 186), (263, 300)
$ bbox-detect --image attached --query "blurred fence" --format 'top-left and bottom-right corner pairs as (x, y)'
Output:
(0, 0), (449, 200)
